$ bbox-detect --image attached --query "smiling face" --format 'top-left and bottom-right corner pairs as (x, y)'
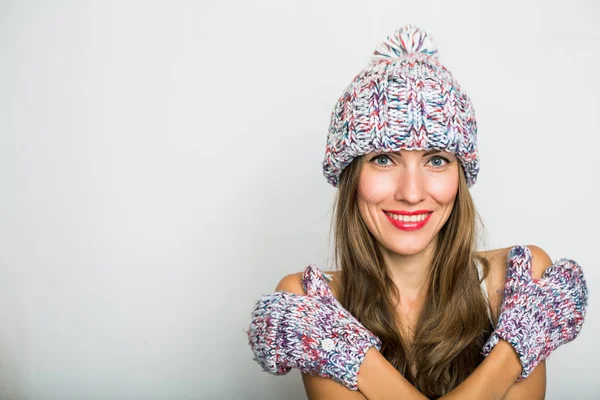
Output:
(356, 149), (460, 256)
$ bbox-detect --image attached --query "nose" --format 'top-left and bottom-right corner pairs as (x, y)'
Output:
(394, 166), (426, 204)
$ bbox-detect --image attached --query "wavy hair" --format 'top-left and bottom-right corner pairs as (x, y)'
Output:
(331, 156), (493, 399)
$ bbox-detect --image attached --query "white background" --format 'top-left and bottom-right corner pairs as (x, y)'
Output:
(0, 0), (598, 399)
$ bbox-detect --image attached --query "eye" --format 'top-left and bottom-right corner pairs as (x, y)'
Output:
(370, 154), (394, 168)
(427, 155), (451, 169)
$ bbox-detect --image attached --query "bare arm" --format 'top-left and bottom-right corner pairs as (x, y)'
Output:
(301, 341), (544, 400)
(360, 342), (513, 399)
(277, 245), (550, 399)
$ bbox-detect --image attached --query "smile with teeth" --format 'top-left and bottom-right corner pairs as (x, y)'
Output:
(384, 212), (430, 222)
(383, 211), (433, 231)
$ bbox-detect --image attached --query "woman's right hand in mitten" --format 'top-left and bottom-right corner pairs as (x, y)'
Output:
(246, 265), (382, 391)
(482, 245), (588, 380)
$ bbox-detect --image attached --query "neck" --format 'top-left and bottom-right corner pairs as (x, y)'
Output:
(379, 238), (437, 306)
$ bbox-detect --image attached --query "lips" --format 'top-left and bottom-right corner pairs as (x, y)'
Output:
(384, 209), (432, 216)
(383, 210), (432, 231)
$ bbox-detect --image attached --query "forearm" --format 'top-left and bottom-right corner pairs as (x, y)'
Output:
(357, 348), (427, 400)
(357, 340), (521, 400)
(440, 340), (521, 400)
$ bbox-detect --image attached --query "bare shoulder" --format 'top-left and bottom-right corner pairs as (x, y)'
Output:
(274, 269), (341, 299)
(274, 271), (306, 294)
(479, 244), (553, 280)
(477, 245), (554, 324)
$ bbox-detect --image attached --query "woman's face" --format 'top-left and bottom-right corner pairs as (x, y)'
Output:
(357, 149), (460, 256)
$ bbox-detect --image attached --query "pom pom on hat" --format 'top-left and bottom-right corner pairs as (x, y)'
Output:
(372, 24), (438, 61)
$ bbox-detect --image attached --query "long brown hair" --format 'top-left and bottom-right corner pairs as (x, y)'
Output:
(331, 155), (492, 399)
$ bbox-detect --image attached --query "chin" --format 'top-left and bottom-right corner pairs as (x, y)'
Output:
(383, 237), (434, 256)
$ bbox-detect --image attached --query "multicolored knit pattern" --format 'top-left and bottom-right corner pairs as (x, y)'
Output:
(246, 265), (382, 390)
(323, 25), (479, 187)
(482, 245), (588, 380)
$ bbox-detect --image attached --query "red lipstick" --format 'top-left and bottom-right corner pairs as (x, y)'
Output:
(383, 210), (432, 231)
(384, 210), (432, 216)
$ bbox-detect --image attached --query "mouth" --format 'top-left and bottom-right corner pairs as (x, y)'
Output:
(383, 210), (433, 231)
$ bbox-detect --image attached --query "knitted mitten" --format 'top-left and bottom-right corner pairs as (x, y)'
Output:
(482, 245), (588, 380)
(246, 265), (381, 391)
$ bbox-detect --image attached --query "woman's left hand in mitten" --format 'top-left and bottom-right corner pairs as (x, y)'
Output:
(482, 245), (588, 380)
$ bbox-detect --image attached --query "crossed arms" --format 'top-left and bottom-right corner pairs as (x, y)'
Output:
(277, 245), (553, 399)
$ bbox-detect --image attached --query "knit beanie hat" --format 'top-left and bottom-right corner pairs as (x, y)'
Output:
(322, 25), (479, 188)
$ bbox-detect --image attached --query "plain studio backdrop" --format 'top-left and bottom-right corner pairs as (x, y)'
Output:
(0, 0), (598, 399)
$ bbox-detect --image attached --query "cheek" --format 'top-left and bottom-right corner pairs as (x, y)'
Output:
(357, 169), (396, 205)
(356, 169), (396, 226)
(429, 172), (459, 204)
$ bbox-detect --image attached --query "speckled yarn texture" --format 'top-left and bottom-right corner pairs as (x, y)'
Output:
(323, 25), (479, 187)
(482, 245), (588, 380)
(246, 266), (382, 391)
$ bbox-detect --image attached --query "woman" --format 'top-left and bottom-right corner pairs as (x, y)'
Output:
(247, 25), (587, 399)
